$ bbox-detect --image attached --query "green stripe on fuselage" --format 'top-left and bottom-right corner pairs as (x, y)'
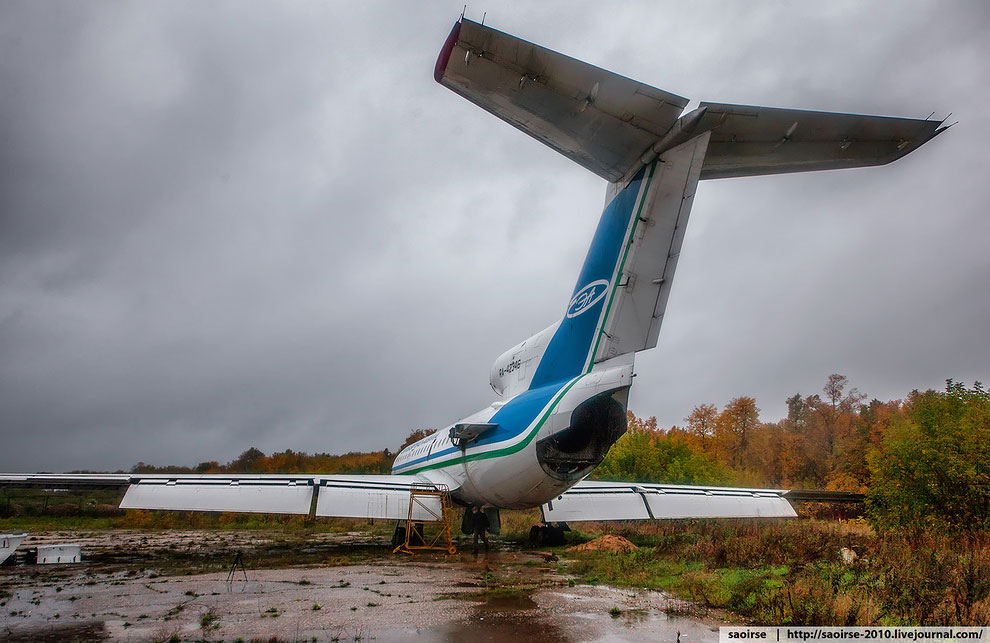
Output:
(394, 374), (584, 476)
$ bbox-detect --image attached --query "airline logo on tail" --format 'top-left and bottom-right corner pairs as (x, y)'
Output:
(566, 279), (609, 318)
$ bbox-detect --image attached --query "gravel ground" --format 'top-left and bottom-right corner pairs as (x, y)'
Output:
(0, 530), (727, 642)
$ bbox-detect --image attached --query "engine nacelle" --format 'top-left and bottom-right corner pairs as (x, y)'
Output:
(489, 321), (560, 398)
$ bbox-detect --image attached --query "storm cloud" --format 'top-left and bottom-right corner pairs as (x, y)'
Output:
(1, 1), (987, 471)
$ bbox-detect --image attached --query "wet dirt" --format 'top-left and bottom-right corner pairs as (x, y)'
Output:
(0, 530), (726, 642)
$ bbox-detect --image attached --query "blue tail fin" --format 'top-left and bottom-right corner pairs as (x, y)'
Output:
(529, 165), (653, 388)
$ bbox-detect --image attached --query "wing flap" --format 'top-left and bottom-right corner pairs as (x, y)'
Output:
(315, 476), (443, 521)
(697, 102), (946, 179)
(0, 472), (451, 520)
(544, 481), (797, 522)
(120, 477), (315, 515)
(436, 19), (688, 181)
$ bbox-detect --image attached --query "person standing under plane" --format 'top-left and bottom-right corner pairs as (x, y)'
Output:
(470, 507), (490, 553)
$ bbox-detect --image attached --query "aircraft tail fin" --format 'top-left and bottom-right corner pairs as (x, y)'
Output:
(438, 16), (948, 377)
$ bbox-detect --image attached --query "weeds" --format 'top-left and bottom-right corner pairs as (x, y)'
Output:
(564, 519), (990, 625)
(200, 608), (219, 629)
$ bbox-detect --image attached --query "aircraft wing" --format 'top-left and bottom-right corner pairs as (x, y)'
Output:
(695, 103), (946, 180)
(541, 480), (799, 522)
(435, 18), (689, 182)
(0, 473), (447, 521)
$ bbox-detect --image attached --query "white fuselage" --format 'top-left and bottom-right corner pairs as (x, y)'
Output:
(391, 161), (660, 510)
(391, 337), (634, 509)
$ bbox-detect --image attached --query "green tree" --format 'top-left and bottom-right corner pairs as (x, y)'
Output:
(595, 413), (731, 485)
(867, 380), (990, 532)
(229, 447), (266, 472)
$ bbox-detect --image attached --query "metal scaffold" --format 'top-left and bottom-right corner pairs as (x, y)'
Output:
(392, 483), (457, 555)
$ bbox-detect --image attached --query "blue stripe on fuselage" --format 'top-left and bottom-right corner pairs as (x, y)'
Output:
(391, 379), (568, 472)
(529, 167), (646, 388)
(392, 168), (646, 475)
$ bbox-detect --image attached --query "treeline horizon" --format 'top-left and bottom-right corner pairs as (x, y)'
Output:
(598, 375), (988, 532)
(115, 374), (987, 532)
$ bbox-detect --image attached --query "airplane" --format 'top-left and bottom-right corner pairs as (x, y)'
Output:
(0, 17), (947, 544)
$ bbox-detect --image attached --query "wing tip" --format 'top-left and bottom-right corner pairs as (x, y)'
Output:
(434, 20), (462, 84)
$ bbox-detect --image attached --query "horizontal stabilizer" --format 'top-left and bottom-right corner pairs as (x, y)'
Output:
(437, 18), (946, 184)
(696, 103), (947, 179)
(543, 481), (797, 522)
(435, 18), (688, 182)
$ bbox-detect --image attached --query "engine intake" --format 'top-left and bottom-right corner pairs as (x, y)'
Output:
(536, 387), (628, 480)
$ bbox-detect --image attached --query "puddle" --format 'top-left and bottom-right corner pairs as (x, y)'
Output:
(477, 592), (538, 610)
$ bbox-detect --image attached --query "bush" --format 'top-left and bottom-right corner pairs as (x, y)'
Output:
(868, 381), (990, 532)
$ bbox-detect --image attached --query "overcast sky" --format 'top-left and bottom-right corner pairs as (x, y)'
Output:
(1, 1), (987, 472)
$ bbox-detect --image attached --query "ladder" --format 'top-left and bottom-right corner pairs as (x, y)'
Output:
(392, 483), (457, 555)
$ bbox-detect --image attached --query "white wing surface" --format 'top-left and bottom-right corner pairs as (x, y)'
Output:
(0, 473), (444, 521)
(542, 480), (798, 522)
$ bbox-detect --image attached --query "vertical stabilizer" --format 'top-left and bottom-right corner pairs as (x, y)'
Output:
(529, 166), (650, 387)
(593, 132), (711, 362)
(528, 133), (710, 385)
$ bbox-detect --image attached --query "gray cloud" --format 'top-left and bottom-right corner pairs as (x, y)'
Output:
(1, 1), (987, 471)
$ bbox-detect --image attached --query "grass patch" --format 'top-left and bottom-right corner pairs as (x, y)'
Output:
(558, 519), (990, 625)
(200, 609), (219, 629)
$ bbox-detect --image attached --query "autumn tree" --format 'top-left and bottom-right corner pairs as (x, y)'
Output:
(626, 410), (658, 433)
(750, 420), (801, 486)
(685, 403), (718, 453)
(715, 397), (760, 468)
(399, 428), (432, 451)
(194, 461), (221, 473)
(828, 398), (901, 492)
(812, 374), (865, 457)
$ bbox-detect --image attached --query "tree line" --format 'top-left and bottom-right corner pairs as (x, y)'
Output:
(128, 374), (989, 532)
(596, 375), (989, 532)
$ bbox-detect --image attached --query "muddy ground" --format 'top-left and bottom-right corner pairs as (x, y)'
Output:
(0, 530), (727, 642)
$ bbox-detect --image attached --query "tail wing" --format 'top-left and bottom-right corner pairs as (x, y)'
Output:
(437, 16), (947, 368)
(696, 102), (947, 180)
(436, 18), (947, 186)
(435, 18), (688, 182)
